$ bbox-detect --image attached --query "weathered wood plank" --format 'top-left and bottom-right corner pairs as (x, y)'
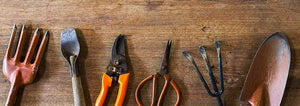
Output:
(0, 0), (299, 105)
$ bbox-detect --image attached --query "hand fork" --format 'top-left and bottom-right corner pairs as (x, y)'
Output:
(182, 41), (224, 106)
(2, 25), (48, 106)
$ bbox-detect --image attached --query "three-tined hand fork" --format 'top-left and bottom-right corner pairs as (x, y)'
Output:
(3, 25), (48, 106)
(182, 41), (224, 106)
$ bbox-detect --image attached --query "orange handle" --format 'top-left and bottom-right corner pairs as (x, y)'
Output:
(157, 75), (170, 106)
(115, 73), (130, 106)
(170, 80), (181, 106)
(135, 75), (154, 106)
(157, 75), (181, 106)
(95, 73), (112, 106)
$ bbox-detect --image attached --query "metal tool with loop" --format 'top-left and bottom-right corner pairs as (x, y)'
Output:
(135, 40), (180, 106)
(182, 41), (224, 106)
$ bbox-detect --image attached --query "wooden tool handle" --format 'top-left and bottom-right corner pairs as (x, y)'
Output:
(72, 75), (86, 106)
(115, 73), (130, 106)
(95, 73), (112, 106)
(70, 56), (86, 106)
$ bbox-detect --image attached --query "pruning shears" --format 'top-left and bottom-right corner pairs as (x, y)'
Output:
(95, 35), (130, 106)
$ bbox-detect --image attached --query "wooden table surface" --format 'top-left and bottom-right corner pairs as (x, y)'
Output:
(0, 0), (299, 106)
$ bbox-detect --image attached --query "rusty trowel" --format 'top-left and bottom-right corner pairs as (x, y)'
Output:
(240, 32), (291, 106)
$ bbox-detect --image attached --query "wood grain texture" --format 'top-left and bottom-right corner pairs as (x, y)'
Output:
(0, 0), (299, 106)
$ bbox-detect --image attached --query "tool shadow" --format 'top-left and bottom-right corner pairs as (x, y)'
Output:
(76, 29), (92, 106)
(281, 35), (297, 105)
(123, 35), (135, 106)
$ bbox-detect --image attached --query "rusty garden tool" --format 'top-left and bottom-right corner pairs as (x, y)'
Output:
(61, 29), (86, 106)
(182, 41), (224, 106)
(3, 25), (48, 106)
(135, 40), (181, 106)
(240, 32), (291, 106)
(95, 35), (130, 106)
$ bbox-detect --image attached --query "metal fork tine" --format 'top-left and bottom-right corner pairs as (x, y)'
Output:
(199, 46), (220, 94)
(24, 28), (41, 64)
(215, 41), (224, 94)
(5, 24), (17, 58)
(199, 46), (212, 73)
(14, 25), (26, 61)
(34, 31), (48, 66)
(182, 51), (215, 96)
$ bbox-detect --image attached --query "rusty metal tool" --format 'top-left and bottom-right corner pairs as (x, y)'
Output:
(95, 35), (130, 106)
(61, 29), (86, 106)
(182, 41), (224, 106)
(135, 40), (181, 106)
(3, 25), (48, 106)
(240, 32), (291, 106)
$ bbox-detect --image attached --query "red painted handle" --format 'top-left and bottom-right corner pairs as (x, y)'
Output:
(6, 84), (20, 106)
(5, 70), (22, 106)
(95, 73), (112, 106)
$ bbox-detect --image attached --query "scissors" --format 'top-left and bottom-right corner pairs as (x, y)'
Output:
(135, 40), (180, 106)
(95, 35), (130, 106)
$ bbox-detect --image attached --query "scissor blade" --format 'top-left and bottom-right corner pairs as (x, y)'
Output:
(159, 40), (172, 75)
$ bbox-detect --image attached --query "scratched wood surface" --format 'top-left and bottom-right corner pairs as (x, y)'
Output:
(0, 0), (299, 106)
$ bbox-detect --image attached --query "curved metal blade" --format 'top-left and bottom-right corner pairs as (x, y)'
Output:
(111, 35), (126, 58)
